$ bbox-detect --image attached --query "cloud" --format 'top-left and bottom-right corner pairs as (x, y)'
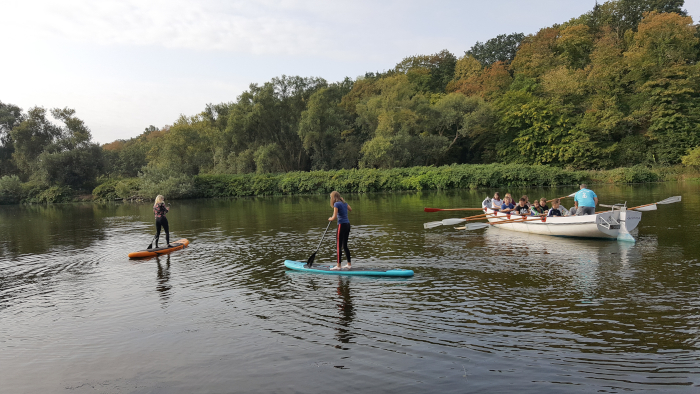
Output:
(9, 0), (345, 55)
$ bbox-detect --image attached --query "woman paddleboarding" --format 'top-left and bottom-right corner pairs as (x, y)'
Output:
(328, 191), (352, 271)
(153, 195), (171, 248)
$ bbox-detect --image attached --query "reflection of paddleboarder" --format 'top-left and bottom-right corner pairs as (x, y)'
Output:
(335, 276), (355, 345)
(328, 191), (352, 271)
(153, 195), (171, 248)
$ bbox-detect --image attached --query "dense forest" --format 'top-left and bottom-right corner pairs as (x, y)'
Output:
(1, 0), (700, 203)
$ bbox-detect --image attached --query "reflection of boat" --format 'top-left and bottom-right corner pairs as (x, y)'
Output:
(480, 230), (653, 296)
(480, 199), (642, 242)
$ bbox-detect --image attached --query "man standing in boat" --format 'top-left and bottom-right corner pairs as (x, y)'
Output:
(574, 184), (598, 216)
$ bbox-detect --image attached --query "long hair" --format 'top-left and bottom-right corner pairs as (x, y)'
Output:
(330, 191), (345, 208)
(154, 195), (165, 207)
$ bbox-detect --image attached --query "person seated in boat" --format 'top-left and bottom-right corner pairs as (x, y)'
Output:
(491, 192), (503, 210)
(530, 200), (546, 216)
(500, 196), (515, 213)
(539, 197), (549, 211)
(513, 197), (530, 216)
(547, 199), (566, 217)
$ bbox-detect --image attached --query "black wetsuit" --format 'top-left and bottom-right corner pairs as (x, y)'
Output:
(154, 203), (170, 247)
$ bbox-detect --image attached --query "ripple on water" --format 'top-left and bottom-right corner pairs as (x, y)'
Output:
(2, 191), (700, 392)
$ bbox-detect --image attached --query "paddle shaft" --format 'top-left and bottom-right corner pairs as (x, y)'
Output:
(146, 234), (157, 249)
(314, 221), (332, 253)
(424, 207), (487, 212)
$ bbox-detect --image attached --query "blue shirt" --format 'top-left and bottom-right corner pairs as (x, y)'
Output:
(575, 189), (597, 207)
(500, 202), (515, 210)
(334, 202), (350, 224)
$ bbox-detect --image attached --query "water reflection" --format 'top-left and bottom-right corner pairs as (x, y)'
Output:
(335, 277), (355, 347)
(478, 229), (657, 298)
(156, 255), (172, 307)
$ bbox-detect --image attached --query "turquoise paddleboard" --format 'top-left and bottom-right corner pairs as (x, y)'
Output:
(284, 260), (414, 277)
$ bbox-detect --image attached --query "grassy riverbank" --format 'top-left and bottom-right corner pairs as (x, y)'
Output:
(83, 164), (698, 203)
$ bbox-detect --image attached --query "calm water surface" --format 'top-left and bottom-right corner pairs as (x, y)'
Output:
(1, 183), (699, 393)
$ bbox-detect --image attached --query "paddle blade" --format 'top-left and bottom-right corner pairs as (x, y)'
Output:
(635, 204), (657, 212)
(147, 243), (153, 250)
(442, 218), (467, 226)
(424, 207), (442, 212)
(463, 223), (490, 231)
(657, 195), (681, 205)
(307, 252), (316, 267)
(424, 221), (444, 229)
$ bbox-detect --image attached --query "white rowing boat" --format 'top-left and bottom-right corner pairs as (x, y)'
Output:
(479, 198), (646, 242)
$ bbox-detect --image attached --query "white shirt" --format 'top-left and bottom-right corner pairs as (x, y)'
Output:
(491, 198), (503, 208)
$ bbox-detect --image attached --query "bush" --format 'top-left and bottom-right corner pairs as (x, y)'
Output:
(0, 175), (23, 204)
(139, 165), (194, 199)
(681, 146), (700, 168)
(28, 185), (74, 203)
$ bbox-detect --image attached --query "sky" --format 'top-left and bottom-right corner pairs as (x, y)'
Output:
(2, 0), (699, 144)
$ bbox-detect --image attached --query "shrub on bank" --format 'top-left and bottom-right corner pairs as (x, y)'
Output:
(0, 163), (678, 203)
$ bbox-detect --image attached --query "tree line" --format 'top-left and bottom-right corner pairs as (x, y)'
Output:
(1, 0), (699, 203)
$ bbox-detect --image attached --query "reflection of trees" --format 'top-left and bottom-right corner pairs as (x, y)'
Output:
(0, 203), (109, 258)
(335, 277), (355, 347)
(156, 255), (172, 307)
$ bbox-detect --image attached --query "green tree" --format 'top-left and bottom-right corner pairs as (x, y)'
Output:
(467, 33), (525, 66)
(394, 50), (457, 93)
(298, 80), (357, 170)
(0, 101), (23, 176)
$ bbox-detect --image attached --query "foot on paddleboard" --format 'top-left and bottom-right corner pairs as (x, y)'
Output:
(342, 265), (351, 270)
(330, 266), (341, 271)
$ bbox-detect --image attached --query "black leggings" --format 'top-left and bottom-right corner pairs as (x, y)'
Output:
(336, 223), (351, 265)
(155, 216), (170, 247)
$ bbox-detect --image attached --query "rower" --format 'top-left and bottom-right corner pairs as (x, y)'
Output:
(548, 198), (565, 217)
(513, 197), (530, 215)
(500, 196), (515, 213)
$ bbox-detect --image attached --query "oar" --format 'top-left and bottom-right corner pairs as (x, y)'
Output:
(629, 196), (681, 211)
(457, 216), (546, 231)
(424, 207), (486, 212)
(546, 192), (577, 203)
(424, 212), (496, 229)
(307, 221), (332, 268)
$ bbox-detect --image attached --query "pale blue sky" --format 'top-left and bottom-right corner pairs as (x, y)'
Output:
(2, 0), (698, 143)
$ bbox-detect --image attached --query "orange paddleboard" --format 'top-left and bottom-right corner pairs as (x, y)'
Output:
(128, 238), (189, 259)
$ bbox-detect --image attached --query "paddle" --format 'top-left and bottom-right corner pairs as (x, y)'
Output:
(146, 234), (157, 250)
(424, 207), (486, 212)
(629, 196), (681, 211)
(307, 221), (332, 268)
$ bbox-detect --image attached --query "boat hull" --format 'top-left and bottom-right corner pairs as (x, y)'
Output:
(483, 209), (621, 239)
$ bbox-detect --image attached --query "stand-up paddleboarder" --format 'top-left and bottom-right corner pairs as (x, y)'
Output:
(153, 195), (171, 248)
(328, 191), (352, 271)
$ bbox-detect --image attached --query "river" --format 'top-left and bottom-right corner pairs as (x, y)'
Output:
(1, 182), (699, 393)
